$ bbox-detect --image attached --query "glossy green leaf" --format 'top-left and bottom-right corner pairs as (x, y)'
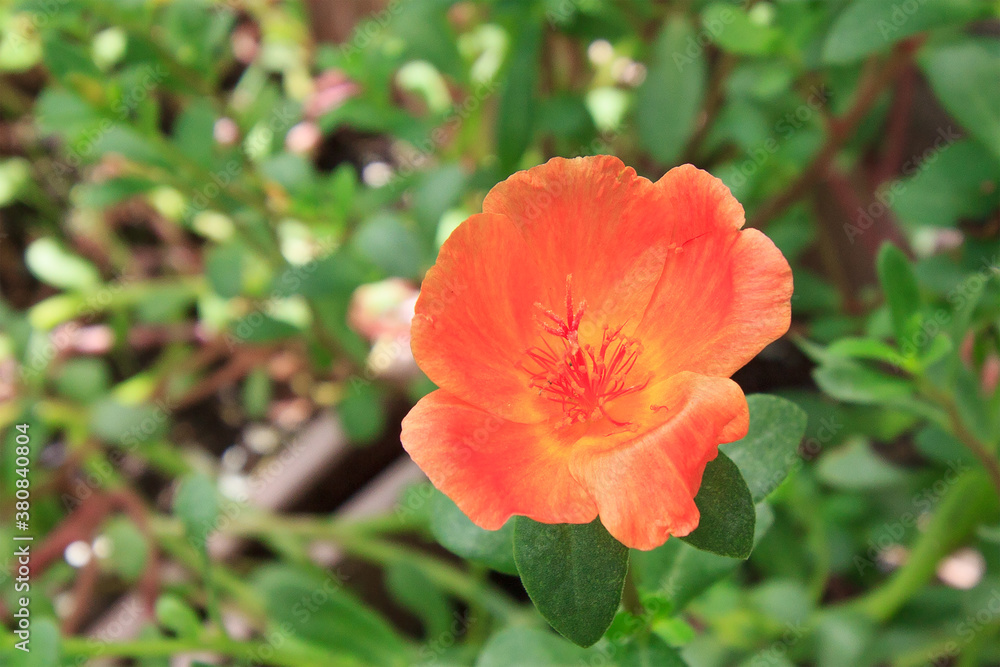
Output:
(514, 517), (628, 647)
(430, 490), (517, 575)
(822, 0), (986, 64)
(636, 16), (706, 165)
(721, 394), (808, 503)
(920, 36), (1000, 159)
(680, 451), (755, 559)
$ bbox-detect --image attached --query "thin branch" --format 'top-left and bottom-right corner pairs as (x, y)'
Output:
(748, 40), (921, 229)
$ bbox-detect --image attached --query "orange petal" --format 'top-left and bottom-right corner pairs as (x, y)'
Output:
(570, 372), (749, 551)
(636, 227), (792, 379)
(411, 213), (548, 423)
(483, 156), (678, 333)
(653, 163), (747, 236)
(401, 390), (598, 529)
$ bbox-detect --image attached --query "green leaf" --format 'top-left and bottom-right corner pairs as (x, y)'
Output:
(242, 367), (272, 419)
(55, 358), (112, 403)
(90, 399), (169, 447)
(339, 381), (387, 445)
(514, 517), (628, 647)
(6, 617), (60, 667)
(817, 610), (875, 667)
(24, 238), (102, 290)
(0, 158), (31, 206)
(877, 243), (922, 348)
(173, 472), (219, 554)
(475, 627), (599, 666)
(914, 425), (977, 467)
(813, 359), (914, 405)
(104, 517), (149, 582)
(496, 20), (542, 174)
(384, 561), (453, 640)
(232, 312), (302, 344)
(155, 594), (202, 639)
(93, 126), (173, 170)
(920, 36), (1000, 159)
(825, 337), (914, 370)
(617, 632), (688, 667)
(822, 0), (987, 64)
(352, 213), (425, 280)
(254, 565), (409, 666)
(430, 490), (517, 575)
(631, 503), (774, 612)
(720, 395), (808, 503)
(636, 16), (706, 165)
(816, 438), (910, 490)
(890, 139), (1000, 229)
(205, 243), (245, 299)
(702, 3), (782, 56)
(680, 452), (755, 559)
(917, 333), (953, 370)
(173, 99), (217, 169)
(76, 176), (157, 207)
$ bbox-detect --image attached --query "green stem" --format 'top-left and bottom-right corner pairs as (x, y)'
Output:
(850, 470), (999, 622)
(920, 382), (1000, 496)
(61, 634), (360, 667)
(155, 529), (266, 621)
(152, 512), (522, 622)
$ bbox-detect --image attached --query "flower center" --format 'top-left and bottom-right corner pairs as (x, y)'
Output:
(521, 277), (648, 427)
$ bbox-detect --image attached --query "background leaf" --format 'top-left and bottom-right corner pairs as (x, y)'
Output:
(430, 490), (517, 574)
(822, 0), (986, 64)
(475, 627), (600, 666)
(635, 16), (706, 165)
(919, 36), (1000, 159)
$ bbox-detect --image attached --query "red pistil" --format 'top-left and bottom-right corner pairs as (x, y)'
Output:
(522, 276), (648, 427)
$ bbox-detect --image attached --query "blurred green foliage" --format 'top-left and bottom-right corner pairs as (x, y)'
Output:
(1, 0), (999, 665)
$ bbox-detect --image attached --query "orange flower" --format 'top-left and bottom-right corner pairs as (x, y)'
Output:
(401, 156), (792, 550)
